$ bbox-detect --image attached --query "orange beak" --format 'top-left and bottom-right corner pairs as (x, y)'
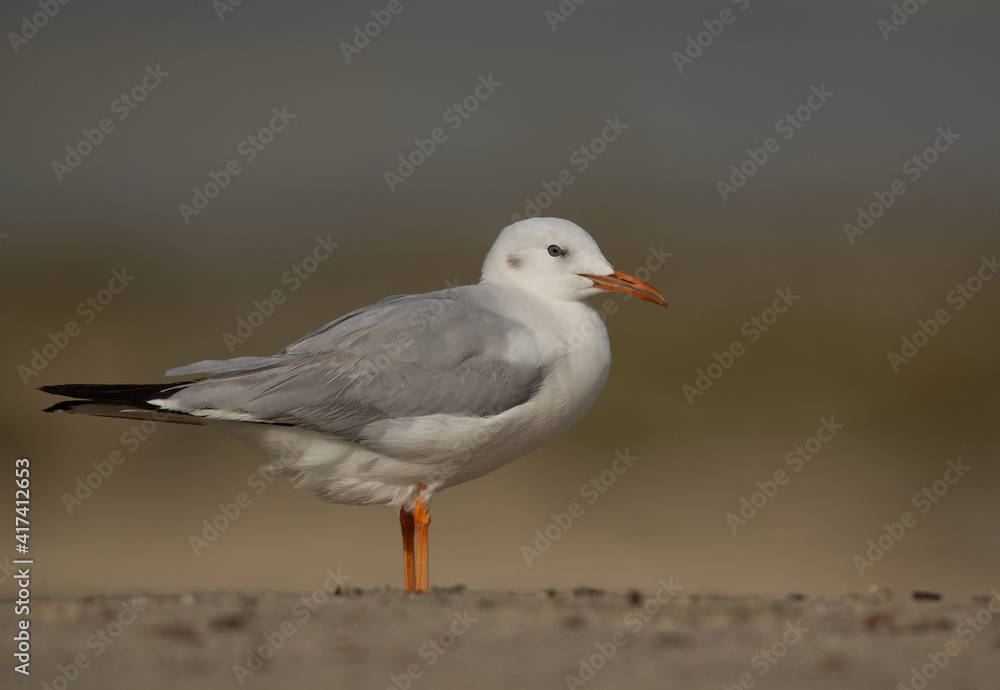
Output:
(580, 268), (667, 307)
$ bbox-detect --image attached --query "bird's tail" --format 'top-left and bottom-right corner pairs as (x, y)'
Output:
(39, 382), (203, 425)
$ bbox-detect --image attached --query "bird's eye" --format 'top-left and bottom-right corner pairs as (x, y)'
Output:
(547, 245), (564, 257)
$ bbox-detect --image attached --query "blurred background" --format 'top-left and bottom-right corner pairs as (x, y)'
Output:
(2, 0), (998, 599)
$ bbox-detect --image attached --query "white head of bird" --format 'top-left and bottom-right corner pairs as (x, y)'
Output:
(481, 218), (667, 306)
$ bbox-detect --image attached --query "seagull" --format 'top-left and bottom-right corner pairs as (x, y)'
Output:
(41, 218), (666, 592)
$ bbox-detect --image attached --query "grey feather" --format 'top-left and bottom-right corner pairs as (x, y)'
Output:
(165, 356), (278, 377)
(161, 286), (547, 440)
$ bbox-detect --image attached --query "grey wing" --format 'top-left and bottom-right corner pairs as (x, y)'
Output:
(165, 356), (277, 377)
(160, 288), (547, 440)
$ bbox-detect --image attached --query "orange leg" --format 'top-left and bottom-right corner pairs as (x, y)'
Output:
(413, 485), (431, 593)
(399, 507), (416, 592)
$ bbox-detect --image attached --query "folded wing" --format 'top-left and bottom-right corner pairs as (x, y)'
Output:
(158, 288), (548, 441)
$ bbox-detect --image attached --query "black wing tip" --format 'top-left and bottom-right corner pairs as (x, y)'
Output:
(38, 381), (198, 414)
(42, 400), (84, 413)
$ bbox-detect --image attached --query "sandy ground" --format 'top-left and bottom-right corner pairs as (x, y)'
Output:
(5, 586), (1000, 690)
